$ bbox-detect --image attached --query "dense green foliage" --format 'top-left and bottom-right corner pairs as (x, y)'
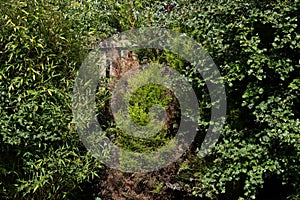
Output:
(161, 1), (300, 199)
(0, 0), (106, 199)
(1, 0), (299, 199)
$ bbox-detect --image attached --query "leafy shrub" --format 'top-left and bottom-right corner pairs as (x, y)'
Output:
(0, 0), (107, 199)
(147, 0), (300, 199)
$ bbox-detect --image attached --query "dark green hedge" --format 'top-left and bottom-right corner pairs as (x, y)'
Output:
(150, 0), (300, 199)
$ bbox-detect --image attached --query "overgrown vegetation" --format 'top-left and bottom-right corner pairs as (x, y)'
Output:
(1, 0), (299, 199)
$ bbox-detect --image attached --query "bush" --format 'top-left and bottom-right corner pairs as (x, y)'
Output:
(147, 0), (300, 199)
(0, 0), (106, 199)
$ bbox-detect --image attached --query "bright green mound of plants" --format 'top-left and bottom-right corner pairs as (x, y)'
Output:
(115, 84), (174, 153)
(129, 84), (171, 127)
